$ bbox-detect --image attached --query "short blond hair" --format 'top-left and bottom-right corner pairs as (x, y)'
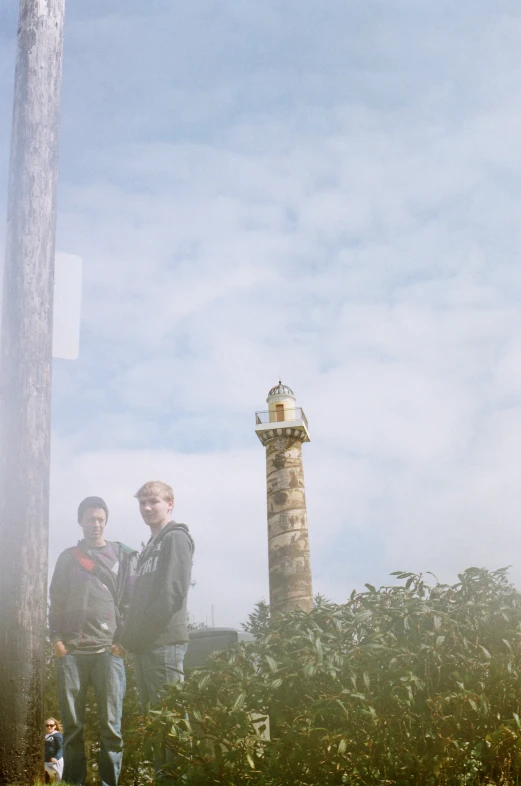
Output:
(134, 480), (174, 503)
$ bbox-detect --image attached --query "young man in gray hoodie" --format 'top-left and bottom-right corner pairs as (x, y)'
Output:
(116, 480), (194, 780)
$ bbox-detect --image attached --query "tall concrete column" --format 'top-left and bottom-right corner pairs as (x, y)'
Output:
(255, 382), (313, 616)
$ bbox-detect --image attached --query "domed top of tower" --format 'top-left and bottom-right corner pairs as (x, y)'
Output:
(267, 380), (295, 400)
(256, 380), (309, 443)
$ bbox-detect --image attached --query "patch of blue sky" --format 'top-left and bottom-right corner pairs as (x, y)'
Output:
(313, 536), (395, 599)
(52, 0), (503, 165)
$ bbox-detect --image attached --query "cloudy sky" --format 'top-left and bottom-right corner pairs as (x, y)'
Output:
(1, 0), (521, 628)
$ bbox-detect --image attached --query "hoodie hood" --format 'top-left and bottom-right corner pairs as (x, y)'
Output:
(153, 520), (195, 553)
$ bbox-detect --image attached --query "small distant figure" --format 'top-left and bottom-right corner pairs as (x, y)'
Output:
(115, 480), (194, 782)
(44, 717), (63, 782)
(48, 496), (138, 786)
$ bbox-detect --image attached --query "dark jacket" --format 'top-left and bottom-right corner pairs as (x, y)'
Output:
(116, 522), (194, 654)
(49, 540), (138, 653)
(45, 732), (63, 762)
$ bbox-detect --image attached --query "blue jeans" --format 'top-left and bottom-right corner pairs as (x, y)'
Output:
(56, 651), (126, 786)
(134, 644), (187, 783)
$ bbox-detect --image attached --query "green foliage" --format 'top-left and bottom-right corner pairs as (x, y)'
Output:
(149, 568), (521, 785)
(242, 599), (271, 638)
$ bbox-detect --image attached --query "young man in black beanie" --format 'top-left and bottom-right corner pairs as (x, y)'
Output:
(49, 497), (137, 786)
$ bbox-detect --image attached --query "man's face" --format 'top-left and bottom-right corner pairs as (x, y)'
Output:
(79, 507), (107, 541)
(138, 495), (173, 528)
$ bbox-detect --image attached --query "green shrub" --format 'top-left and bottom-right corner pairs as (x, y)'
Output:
(148, 567), (521, 785)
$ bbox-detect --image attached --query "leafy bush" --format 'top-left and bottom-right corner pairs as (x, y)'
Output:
(149, 568), (521, 785)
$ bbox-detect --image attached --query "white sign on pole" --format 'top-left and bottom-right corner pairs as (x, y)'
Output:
(53, 253), (82, 360)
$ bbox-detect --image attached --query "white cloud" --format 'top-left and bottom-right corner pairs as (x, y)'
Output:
(1, 1), (521, 627)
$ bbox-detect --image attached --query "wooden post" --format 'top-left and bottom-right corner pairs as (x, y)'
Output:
(0, 0), (65, 782)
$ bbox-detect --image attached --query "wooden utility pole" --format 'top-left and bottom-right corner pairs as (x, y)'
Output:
(0, 1), (65, 782)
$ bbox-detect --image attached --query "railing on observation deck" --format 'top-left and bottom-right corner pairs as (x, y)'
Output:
(255, 408), (308, 429)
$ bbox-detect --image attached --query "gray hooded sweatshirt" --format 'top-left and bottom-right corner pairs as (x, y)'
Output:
(116, 521), (194, 654)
